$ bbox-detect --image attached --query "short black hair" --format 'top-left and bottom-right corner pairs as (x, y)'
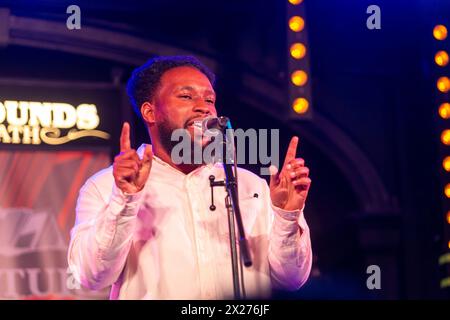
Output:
(127, 55), (216, 118)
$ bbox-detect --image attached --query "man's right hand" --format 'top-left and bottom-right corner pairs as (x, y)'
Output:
(113, 122), (153, 194)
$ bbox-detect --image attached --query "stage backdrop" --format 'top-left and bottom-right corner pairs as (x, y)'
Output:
(0, 150), (112, 299)
(0, 80), (120, 299)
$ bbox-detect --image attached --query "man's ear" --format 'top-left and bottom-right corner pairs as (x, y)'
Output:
(141, 101), (155, 124)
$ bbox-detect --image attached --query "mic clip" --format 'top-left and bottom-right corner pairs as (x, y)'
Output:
(209, 175), (225, 211)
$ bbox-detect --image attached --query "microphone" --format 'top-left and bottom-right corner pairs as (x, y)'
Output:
(201, 116), (230, 132)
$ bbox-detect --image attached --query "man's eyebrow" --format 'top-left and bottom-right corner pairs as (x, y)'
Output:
(204, 89), (216, 97)
(175, 86), (195, 92)
(175, 86), (216, 96)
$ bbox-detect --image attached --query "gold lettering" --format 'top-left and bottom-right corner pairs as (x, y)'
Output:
(0, 102), (6, 123)
(5, 101), (28, 126)
(28, 102), (52, 127)
(8, 125), (22, 144)
(77, 104), (99, 130)
(0, 124), (11, 143)
(32, 126), (41, 144)
(52, 103), (77, 128)
(22, 125), (31, 144)
(0, 100), (104, 145)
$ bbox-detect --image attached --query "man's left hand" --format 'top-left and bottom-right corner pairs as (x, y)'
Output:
(269, 136), (311, 212)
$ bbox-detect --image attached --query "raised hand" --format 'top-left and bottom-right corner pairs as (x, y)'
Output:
(113, 122), (153, 194)
(269, 136), (311, 211)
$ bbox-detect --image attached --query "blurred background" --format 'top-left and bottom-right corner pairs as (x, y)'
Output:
(0, 0), (449, 300)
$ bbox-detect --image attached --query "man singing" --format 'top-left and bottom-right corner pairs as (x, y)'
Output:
(68, 56), (312, 299)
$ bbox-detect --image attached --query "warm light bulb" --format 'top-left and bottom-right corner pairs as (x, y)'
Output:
(445, 183), (450, 198)
(443, 156), (450, 172)
(290, 43), (307, 59)
(435, 51), (449, 67)
(289, 16), (305, 32)
(291, 70), (308, 86)
(433, 25), (448, 41)
(439, 103), (450, 119)
(437, 77), (450, 93)
(441, 129), (450, 145)
(292, 98), (309, 114)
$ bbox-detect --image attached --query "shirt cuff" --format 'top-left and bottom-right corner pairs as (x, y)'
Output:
(271, 203), (305, 235)
(109, 184), (143, 217)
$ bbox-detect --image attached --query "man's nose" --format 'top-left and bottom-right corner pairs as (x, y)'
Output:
(193, 100), (214, 115)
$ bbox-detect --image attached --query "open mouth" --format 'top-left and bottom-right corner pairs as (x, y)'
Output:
(186, 118), (206, 129)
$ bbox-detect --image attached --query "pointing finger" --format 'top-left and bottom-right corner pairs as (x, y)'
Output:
(120, 122), (131, 152)
(283, 136), (299, 168)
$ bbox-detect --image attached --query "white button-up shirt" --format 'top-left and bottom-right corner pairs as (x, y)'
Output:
(68, 145), (312, 299)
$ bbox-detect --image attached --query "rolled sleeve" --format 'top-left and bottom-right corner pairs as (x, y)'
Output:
(268, 201), (312, 291)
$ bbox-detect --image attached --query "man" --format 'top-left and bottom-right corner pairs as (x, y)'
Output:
(68, 56), (312, 299)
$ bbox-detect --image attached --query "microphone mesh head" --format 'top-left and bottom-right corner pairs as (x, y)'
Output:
(201, 116), (217, 132)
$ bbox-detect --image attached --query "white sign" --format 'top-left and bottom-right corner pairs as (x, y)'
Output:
(0, 101), (110, 145)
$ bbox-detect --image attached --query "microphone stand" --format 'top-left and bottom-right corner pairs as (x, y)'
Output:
(208, 118), (252, 299)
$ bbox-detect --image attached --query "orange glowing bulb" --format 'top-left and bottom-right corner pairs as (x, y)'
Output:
(443, 156), (450, 172)
(439, 103), (450, 119)
(291, 70), (308, 86)
(445, 183), (450, 198)
(437, 77), (450, 93)
(289, 16), (305, 32)
(290, 43), (307, 59)
(435, 51), (449, 67)
(441, 130), (450, 145)
(292, 98), (309, 114)
(433, 25), (448, 40)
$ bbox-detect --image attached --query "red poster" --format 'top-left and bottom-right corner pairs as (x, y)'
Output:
(0, 150), (111, 299)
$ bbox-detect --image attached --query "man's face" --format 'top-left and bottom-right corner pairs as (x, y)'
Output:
(152, 66), (217, 151)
